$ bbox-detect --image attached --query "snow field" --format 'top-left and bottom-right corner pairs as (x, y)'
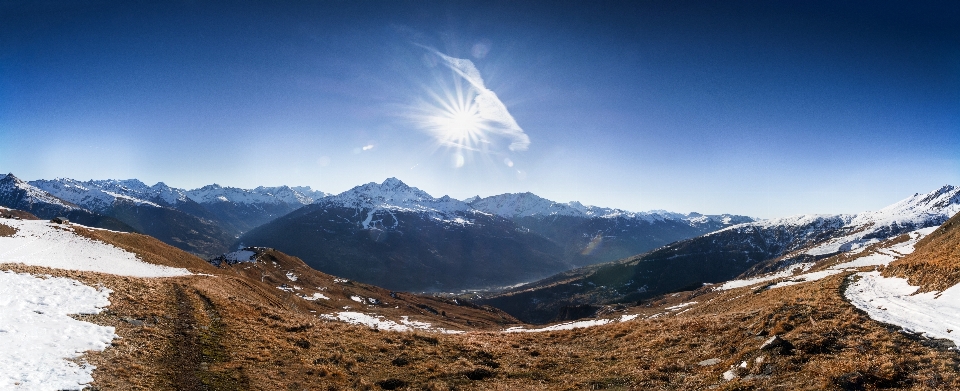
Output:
(718, 227), (936, 292)
(0, 271), (117, 390)
(0, 219), (192, 277)
(846, 271), (960, 346)
(828, 227), (935, 269)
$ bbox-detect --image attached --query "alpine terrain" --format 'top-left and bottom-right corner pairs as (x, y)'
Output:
(3, 183), (960, 390)
(238, 178), (752, 292)
(0, 174), (328, 258)
(480, 185), (960, 323)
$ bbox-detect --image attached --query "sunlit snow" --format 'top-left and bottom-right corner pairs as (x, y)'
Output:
(0, 219), (192, 277)
(846, 271), (960, 346)
(319, 312), (464, 334)
(0, 271), (116, 390)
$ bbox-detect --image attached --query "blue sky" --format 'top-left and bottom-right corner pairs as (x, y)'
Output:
(1, 1), (958, 218)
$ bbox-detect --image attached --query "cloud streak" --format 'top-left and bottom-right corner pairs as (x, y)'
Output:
(422, 47), (530, 152)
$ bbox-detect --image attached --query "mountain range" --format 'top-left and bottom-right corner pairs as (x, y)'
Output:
(237, 178), (754, 292)
(479, 185), (960, 323)
(1, 173), (753, 291)
(1, 174), (328, 257)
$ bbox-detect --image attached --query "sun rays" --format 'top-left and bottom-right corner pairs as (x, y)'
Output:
(410, 47), (530, 169)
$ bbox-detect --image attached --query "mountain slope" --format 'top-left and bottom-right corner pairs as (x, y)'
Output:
(884, 208), (960, 292)
(480, 185), (960, 323)
(30, 178), (236, 258)
(238, 178), (570, 292)
(183, 184), (326, 233)
(26, 177), (331, 257)
(469, 192), (753, 267)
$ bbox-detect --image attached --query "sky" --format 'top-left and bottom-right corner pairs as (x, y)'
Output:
(1, 0), (958, 218)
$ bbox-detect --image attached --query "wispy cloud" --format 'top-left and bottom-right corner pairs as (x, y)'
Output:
(419, 46), (531, 152)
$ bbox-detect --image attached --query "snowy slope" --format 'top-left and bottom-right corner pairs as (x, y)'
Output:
(30, 178), (162, 213)
(318, 177), (474, 219)
(718, 185), (960, 263)
(0, 174), (79, 211)
(0, 271), (116, 390)
(0, 219), (192, 277)
(469, 192), (752, 227)
(717, 226), (937, 291)
(0, 214), (196, 389)
(29, 178), (328, 210)
(847, 271), (960, 345)
(185, 184), (327, 206)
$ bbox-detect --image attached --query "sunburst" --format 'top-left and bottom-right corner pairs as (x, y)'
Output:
(413, 75), (492, 167)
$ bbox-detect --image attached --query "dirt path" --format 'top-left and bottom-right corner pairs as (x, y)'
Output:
(167, 284), (248, 390)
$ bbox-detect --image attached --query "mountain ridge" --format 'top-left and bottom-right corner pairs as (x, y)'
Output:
(237, 178), (755, 292)
(478, 184), (960, 323)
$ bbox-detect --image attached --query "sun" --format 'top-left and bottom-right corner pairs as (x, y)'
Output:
(416, 76), (489, 155)
(436, 105), (483, 143)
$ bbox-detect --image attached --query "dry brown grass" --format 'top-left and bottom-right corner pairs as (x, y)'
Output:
(71, 225), (222, 274)
(6, 261), (956, 390)
(0, 222), (16, 237)
(885, 212), (960, 292)
(0, 208), (38, 220)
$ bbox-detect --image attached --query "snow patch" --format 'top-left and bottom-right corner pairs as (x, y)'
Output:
(665, 302), (697, 311)
(0, 271), (117, 390)
(302, 293), (330, 301)
(829, 227), (935, 269)
(846, 271), (960, 346)
(717, 263), (812, 291)
(0, 219), (192, 277)
(766, 269), (845, 289)
(503, 318), (613, 333)
(319, 312), (463, 334)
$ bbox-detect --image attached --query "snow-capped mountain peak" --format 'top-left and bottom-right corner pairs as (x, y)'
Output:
(1, 174), (78, 210)
(149, 182), (191, 204)
(29, 178), (163, 213)
(716, 185), (960, 260)
(184, 184), (325, 206)
(851, 184), (960, 227)
(320, 178), (472, 215)
(467, 192), (752, 227)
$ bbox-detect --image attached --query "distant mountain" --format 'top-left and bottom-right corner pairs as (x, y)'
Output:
(468, 192), (754, 268)
(0, 174), (134, 231)
(29, 178), (329, 235)
(237, 178), (569, 292)
(24, 177), (329, 257)
(740, 185), (960, 275)
(29, 178), (235, 257)
(479, 185), (960, 323)
(237, 178), (749, 292)
(184, 184), (329, 233)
